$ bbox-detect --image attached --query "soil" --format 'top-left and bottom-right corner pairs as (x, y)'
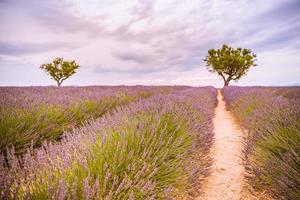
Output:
(198, 90), (254, 200)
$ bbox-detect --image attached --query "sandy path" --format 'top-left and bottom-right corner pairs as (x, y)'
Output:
(198, 90), (251, 200)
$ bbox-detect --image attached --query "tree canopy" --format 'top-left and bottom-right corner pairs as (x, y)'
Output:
(40, 58), (80, 86)
(204, 44), (257, 86)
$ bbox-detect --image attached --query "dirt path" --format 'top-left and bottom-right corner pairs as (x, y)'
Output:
(198, 90), (251, 200)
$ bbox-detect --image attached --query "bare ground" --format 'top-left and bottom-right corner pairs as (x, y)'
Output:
(197, 90), (254, 200)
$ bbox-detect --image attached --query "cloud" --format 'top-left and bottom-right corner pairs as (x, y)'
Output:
(112, 50), (156, 64)
(0, 0), (299, 86)
(0, 41), (79, 56)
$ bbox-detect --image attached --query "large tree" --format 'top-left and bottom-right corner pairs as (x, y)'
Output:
(40, 57), (80, 86)
(204, 44), (257, 87)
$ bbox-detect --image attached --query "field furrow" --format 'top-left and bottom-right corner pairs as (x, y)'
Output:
(199, 90), (250, 200)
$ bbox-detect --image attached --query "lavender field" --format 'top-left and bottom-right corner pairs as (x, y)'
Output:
(0, 86), (217, 199)
(0, 86), (299, 199)
(0, 86), (185, 155)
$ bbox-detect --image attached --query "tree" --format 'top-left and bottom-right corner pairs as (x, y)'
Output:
(204, 44), (257, 87)
(40, 57), (80, 86)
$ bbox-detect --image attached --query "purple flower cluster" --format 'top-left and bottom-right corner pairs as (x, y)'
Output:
(0, 87), (217, 199)
(223, 86), (300, 200)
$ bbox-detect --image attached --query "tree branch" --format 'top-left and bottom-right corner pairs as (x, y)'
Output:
(219, 72), (226, 82)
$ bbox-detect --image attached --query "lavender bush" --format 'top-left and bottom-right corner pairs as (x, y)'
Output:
(0, 87), (217, 199)
(223, 86), (300, 200)
(0, 86), (185, 155)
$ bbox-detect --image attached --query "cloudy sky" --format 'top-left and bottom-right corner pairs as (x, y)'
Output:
(0, 0), (299, 87)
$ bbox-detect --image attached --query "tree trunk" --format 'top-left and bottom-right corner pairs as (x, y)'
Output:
(57, 81), (61, 87)
(223, 80), (229, 87)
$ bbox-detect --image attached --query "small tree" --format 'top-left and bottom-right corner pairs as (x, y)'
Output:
(204, 44), (257, 87)
(40, 57), (80, 86)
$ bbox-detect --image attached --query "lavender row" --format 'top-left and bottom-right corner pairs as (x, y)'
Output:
(0, 86), (186, 155)
(0, 87), (217, 199)
(0, 86), (188, 109)
(222, 86), (300, 200)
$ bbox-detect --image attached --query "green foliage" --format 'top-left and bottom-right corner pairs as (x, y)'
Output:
(40, 57), (80, 86)
(204, 44), (256, 86)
